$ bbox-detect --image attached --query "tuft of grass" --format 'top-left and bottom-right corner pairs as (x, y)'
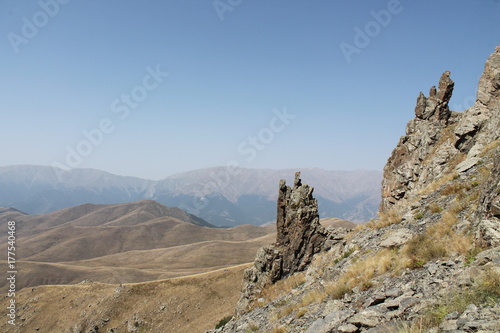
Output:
(268, 326), (288, 333)
(414, 211), (425, 220)
(419, 171), (458, 196)
(258, 272), (306, 304)
(276, 306), (294, 319)
(326, 248), (406, 299)
(479, 139), (500, 157)
(327, 282), (352, 300)
(418, 268), (500, 329)
(333, 247), (356, 265)
(215, 315), (233, 329)
(441, 182), (464, 196)
(403, 234), (447, 268)
(243, 325), (259, 333)
(370, 208), (404, 229)
(296, 308), (307, 318)
(402, 209), (472, 268)
(464, 247), (483, 266)
(429, 203), (444, 214)
(388, 320), (429, 333)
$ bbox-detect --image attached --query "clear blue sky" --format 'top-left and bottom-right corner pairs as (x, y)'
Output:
(1, 0), (499, 180)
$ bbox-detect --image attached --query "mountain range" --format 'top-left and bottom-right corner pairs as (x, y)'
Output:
(0, 165), (382, 226)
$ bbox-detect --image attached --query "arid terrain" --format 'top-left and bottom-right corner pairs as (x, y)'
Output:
(0, 200), (353, 333)
(1, 264), (251, 333)
(0, 200), (278, 290)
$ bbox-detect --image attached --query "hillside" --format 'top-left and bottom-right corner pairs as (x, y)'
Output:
(0, 264), (251, 333)
(0, 166), (382, 225)
(206, 45), (500, 333)
(0, 200), (275, 290)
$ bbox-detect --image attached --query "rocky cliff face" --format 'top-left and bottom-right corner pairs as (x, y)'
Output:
(208, 46), (500, 333)
(381, 46), (499, 211)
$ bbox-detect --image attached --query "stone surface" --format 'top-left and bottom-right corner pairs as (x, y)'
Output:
(477, 220), (500, 247)
(455, 157), (481, 173)
(414, 71), (454, 123)
(236, 172), (328, 314)
(337, 323), (359, 332)
(380, 228), (414, 248)
(380, 71), (459, 214)
(275, 172), (327, 277)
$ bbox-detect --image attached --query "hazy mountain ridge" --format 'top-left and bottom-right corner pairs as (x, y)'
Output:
(0, 165), (382, 225)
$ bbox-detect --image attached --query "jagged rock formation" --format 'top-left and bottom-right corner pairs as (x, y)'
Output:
(380, 70), (459, 213)
(208, 45), (500, 333)
(414, 70), (454, 124)
(276, 173), (328, 276)
(380, 46), (500, 231)
(236, 172), (335, 314)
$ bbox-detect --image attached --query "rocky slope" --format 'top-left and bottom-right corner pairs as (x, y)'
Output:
(208, 46), (500, 333)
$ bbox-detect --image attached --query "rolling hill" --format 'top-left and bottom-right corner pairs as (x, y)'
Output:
(0, 200), (276, 290)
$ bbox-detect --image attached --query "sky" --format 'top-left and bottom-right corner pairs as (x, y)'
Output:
(0, 0), (499, 180)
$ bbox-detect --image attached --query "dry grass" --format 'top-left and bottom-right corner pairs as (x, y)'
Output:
(402, 209), (472, 268)
(273, 288), (328, 322)
(325, 248), (409, 299)
(327, 207), (473, 299)
(388, 320), (432, 333)
(367, 207), (404, 229)
(417, 268), (500, 329)
(0, 264), (252, 333)
(419, 171), (458, 196)
(265, 325), (289, 333)
(258, 272), (306, 304)
(429, 203), (444, 214)
(479, 139), (500, 157)
(296, 308), (308, 318)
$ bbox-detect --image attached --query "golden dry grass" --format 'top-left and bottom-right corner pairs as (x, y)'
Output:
(0, 264), (252, 333)
(258, 272), (306, 304)
(365, 206), (404, 229)
(419, 171), (459, 196)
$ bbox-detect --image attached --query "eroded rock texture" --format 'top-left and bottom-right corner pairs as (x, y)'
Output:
(380, 71), (459, 213)
(237, 172), (328, 314)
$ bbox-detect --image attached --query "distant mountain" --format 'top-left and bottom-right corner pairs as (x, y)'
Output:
(0, 165), (382, 226)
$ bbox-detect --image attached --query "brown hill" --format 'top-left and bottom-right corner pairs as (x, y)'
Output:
(0, 199), (213, 234)
(5, 234), (275, 289)
(0, 200), (276, 290)
(16, 218), (272, 262)
(320, 217), (357, 229)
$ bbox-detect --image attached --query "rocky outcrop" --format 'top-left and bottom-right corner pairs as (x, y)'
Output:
(276, 173), (328, 276)
(381, 46), (500, 218)
(414, 71), (454, 124)
(208, 45), (500, 333)
(236, 172), (331, 314)
(214, 248), (500, 333)
(379, 70), (461, 214)
(455, 45), (500, 154)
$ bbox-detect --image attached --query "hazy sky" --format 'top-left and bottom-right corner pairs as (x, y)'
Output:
(1, 0), (499, 180)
